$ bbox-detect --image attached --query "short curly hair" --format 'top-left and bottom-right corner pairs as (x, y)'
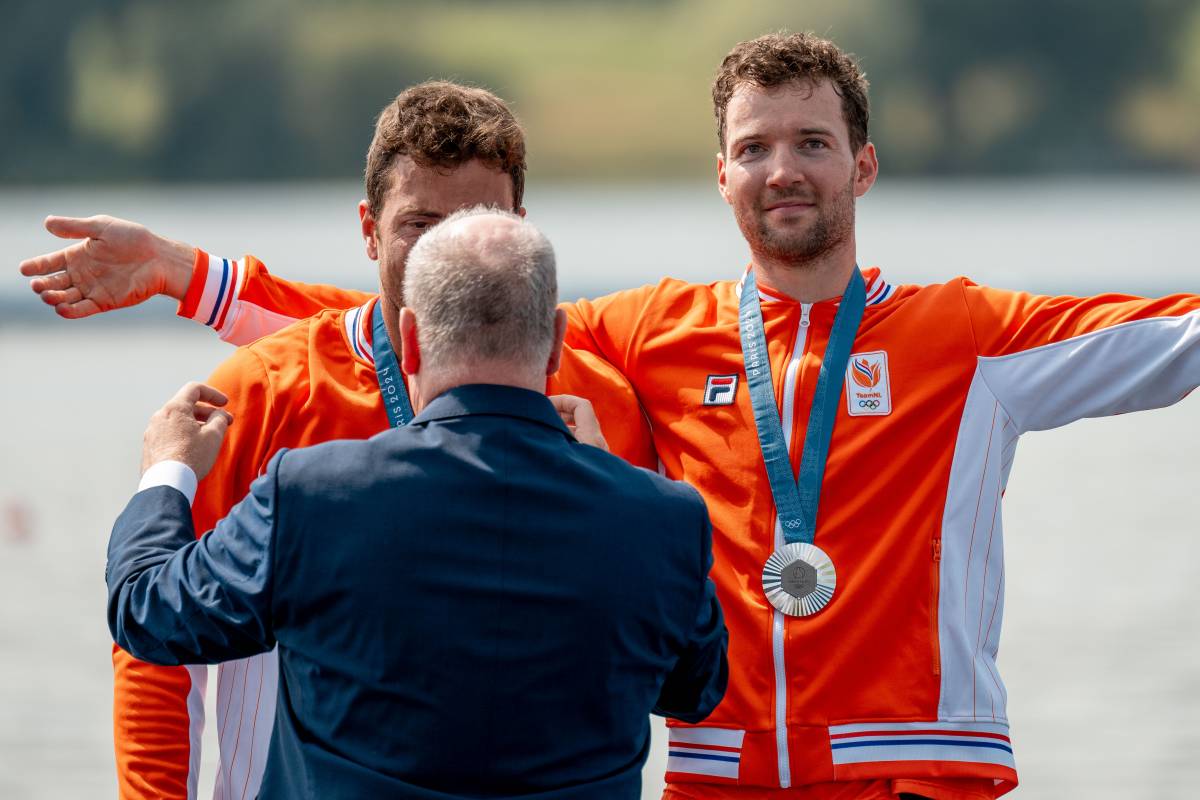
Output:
(712, 32), (870, 154)
(365, 81), (526, 215)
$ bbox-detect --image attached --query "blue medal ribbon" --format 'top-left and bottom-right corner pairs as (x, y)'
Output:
(371, 299), (415, 428)
(739, 267), (866, 545)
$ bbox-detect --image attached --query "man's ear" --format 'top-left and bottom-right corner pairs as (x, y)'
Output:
(399, 307), (420, 375)
(853, 142), (879, 199)
(545, 307), (567, 376)
(517, 206), (527, 218)
(359, 200), (380, 261)
(716, 151), (730, 204)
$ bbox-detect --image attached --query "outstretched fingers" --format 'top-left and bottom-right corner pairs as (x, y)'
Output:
(18, 245), (75, 278)
(54, 298), (102, 319)
(44, 215), (110, 241)
(29, 271), (73, 293)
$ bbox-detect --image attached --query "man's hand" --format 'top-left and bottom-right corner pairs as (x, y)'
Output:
(142, 383), (234, 480)
(18, 215), (194, 319)
(550, 395), (609, 452)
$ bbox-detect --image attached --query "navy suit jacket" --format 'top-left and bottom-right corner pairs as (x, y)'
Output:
(107, 384), (727, 799)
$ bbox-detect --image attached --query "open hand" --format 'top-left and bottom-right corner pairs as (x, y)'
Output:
(549, 394), (609, 451)
(142, 383), (234, 480)
(19, 215), (194, 319)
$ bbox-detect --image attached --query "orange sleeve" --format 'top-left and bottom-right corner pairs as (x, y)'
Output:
(961, 279), (1200, 358)
(561, 284), (659, 377)
(551, 345), (658, 469)
(111, 648), (195, 800)
(178, 248), (373, 346)
(112, 346), (277, 798)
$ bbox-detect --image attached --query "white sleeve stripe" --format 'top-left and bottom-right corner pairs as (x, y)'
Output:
(979, 309), (1200, 434)
(184, 665), (207, 800)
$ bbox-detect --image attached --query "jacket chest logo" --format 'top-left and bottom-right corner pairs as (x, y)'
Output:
(703, 374), (739, 406)
(846, 351), (892, 416)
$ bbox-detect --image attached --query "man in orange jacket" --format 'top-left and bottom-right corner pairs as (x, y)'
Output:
(22, 32), (1200, 800)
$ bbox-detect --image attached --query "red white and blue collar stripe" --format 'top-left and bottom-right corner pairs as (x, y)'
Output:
(735, 266), (895, 306)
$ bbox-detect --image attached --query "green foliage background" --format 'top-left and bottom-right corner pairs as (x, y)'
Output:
(3, 0), (1198, 184)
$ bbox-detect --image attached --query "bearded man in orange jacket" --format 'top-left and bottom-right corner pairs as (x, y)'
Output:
(22, 32), (1200, 800)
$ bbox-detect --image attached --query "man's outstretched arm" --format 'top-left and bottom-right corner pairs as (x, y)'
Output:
(19, 215), (194, 318)
(19, 214), (371, 343)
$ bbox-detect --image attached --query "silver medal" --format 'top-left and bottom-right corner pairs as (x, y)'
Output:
(762, 542), (836, 617)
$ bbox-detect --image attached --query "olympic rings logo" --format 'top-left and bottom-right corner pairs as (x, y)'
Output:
(857, 399), (881, 410)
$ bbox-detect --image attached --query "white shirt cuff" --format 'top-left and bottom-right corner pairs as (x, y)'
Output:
(138, 460), (198, 506)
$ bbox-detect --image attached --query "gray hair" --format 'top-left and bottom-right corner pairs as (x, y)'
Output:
(403, 206), (558, 369)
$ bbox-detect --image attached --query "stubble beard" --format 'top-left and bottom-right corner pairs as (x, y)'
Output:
(739, 178), (856, 270)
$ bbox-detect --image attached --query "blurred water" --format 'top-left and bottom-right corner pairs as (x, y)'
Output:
(1, 180), (1198, 798)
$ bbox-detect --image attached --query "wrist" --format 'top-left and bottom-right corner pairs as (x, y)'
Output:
(160, 239), (198, 301)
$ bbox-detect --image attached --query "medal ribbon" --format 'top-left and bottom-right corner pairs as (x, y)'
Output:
(370, 299), (415, 428)
(739, 267), (866, 545)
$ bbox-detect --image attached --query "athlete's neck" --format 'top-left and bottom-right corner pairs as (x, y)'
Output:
(752, 243), (857, 304)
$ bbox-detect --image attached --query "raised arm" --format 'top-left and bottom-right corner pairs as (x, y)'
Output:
(19, 214), (371, 344)
(107, 384), (278, 665)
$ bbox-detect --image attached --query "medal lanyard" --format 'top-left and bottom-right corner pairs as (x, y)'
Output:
(739, 267), (866, 545)
(371, 299), (415, 428)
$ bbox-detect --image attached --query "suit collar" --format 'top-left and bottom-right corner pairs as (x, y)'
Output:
(412, 384), (575, 440)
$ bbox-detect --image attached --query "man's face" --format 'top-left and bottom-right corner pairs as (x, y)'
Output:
(717, 79), (876, 268)
(360, 156), (517, 305)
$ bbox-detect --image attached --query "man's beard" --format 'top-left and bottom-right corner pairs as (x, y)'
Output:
(737, 179), (855, 268)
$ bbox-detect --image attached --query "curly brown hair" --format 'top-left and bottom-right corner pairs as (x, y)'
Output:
(712, 32), (870, 154)
(365, 81), (527, 215)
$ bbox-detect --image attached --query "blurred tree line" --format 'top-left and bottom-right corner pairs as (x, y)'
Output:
(2, 0), (1198, 184)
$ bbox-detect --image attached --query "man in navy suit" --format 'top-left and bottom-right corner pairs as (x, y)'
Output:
(106, 207), (727, 799)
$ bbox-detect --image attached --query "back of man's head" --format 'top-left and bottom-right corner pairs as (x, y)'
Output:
(404, 207), (557, 377)
(365, 82), (527, 216)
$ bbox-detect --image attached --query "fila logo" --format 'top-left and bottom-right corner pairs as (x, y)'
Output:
(846, 351), (892, 416)
(703, 374), (739, 406)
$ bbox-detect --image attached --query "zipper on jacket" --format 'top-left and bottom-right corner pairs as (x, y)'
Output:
(930, 537), (942, 676)
(771, 301), (812, 788)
